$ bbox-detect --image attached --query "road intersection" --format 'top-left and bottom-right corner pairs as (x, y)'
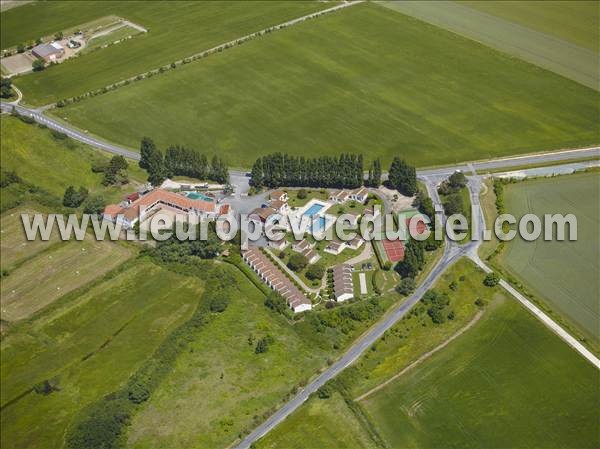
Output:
(1, 100), (599, 448)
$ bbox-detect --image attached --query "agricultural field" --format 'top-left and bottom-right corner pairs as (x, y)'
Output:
(261, 259), (600, 448)
(496, 172), (600, 345)
(54, 3), (599, 168)
(0, 206), (61, 270)
(380, 0), (599, 89)
(361, 297), (600, 448)
(459, 0), (599, 51)
(4, 1), (333, 104)
(1, 259), (205, 449)
(1, 237), (134, 322)
(1, 116), (146, 203)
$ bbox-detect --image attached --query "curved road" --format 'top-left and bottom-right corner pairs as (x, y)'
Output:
(2, 101), (599, 448)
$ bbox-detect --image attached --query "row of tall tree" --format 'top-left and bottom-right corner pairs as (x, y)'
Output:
(250, 153), (416, 194)
(139, 138), (229, 186)
(250, 153), (365, 189)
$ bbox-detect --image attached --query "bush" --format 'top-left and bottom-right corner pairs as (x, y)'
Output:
(255, 335), (274, 354)
(82, 195), (105, 215)
(397, 277), (415, 296)
(449, 280), (458, 291)
(62, 185), (88, 208)
(306, 263), (325, 281)
(483, 272), (500, 287)
(287, 253), (308, 272)
(475, 298), (486, 307)
(209, 292), (229, 313)
(297, 188), (307, 199)
(383, 261), (392, 271)
(32, 58), (45, 72)
(264, 292), (290, 316)
(317, 385), (331, 399)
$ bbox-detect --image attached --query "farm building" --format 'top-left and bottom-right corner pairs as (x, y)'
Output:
(102, 188), (230, 229)
(242, 247), (312, 313)
(32, 42), (64, 62)
(332, 264), (354, 302)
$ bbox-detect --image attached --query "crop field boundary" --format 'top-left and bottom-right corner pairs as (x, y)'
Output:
(49, 1), (363, 109)
(377, 1), (598, 90)
(355, 309), (485, 402)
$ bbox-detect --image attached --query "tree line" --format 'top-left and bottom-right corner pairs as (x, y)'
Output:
(250, 152), (417, 195)
(250, 152), (365, 189)
(139, 137), (229, 186)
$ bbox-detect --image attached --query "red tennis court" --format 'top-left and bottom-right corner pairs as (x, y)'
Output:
(381, 239), (405, 262)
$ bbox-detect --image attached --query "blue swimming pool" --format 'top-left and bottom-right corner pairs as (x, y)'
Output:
(184, 191), (213, 201)
(303, 203), (324, 217)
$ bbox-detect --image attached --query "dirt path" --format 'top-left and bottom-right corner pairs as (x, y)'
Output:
(355, 309), (484, 402)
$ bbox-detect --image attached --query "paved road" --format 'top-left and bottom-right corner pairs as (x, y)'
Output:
(3, 100), (599, 447)
(1, 101), (598, 187)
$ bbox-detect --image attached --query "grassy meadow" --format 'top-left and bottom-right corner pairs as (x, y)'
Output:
(55, 3), (599, 168)
(497, 172), (600, 346)
(0, 259), (205, 449)
(5, 1), (331, 105)
(125, 265), (331, 449)
(1, 116), (147, 204)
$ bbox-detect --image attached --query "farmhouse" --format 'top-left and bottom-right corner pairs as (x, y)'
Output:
(103, 188), (229, 229)
(332, 264), (354, 302)
(242, 247), (312, 313)
(32, 42), (64, 62)
(350, 187), (369, 203)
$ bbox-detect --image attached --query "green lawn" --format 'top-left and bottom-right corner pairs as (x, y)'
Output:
(125, 265), (331, 449)
(82, 25), (143, 55)
(459, 0), (599, 51)
(54, 2), (599, 169)
(379, 1), (598, 89)
(0, 259), (204, 449)
(361, 296), (600, 448)
(5, 1), (332, 105)
(497, 172), (600, 346)
(1, 116), (146, 203)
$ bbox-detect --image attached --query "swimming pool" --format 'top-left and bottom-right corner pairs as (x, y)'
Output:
(303, 203), (324, 217)
(184, 191), (213, 201)
(311, 216), (327, 233)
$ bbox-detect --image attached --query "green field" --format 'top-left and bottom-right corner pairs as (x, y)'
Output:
(4, 1), (331, 105)
(257, 258), (600, 448)
(362, 297), (600, 448)
(125, 265), (330, 449)
(54, 3), (599, 168)
(379, 1), (599, 89)
(0, 259), (204, 449)
(497, 172), (600, 345)
(82, 25), (143, 55)
(459, 1), (599, 51)
(0, 206), (61, 270)
(256, 391), (377, 449)
(1, 116), (146, 203)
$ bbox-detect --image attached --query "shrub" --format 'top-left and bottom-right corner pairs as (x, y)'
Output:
(397, 277), (415, 296)
(297, 188), (307, 199)
(475, 298), (486, 307)
(317, 385), (331, 399)
(32, 58), (45, 72)
(287, 253), (308, 272)
(483, 272), (500, 287)
(449, 280), (458, 291)
(306, 263), (325, 281)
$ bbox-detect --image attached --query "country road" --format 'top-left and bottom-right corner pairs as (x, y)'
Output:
(2, 100), (599, 449)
